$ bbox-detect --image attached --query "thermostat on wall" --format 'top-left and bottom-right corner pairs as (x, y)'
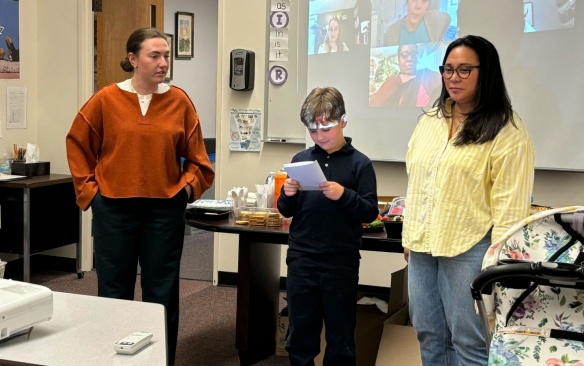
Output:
(230, 49), (255, 91)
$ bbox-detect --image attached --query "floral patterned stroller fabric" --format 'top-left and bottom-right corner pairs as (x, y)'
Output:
(475, 206), (584, 366)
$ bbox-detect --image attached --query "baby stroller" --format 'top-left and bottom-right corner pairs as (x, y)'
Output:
(471, 206), (584, 366)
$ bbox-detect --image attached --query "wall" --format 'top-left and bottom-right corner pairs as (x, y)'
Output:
(36, 1), (90, 175)
(164, 0), (218, 138)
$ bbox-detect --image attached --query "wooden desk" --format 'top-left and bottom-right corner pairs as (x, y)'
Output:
(0, 292), (167, 365)
(186, 216), (402, 365)
(0, 174), (82, 282)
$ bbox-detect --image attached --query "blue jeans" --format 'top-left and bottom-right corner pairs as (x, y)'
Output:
(408, 231), (490, 366)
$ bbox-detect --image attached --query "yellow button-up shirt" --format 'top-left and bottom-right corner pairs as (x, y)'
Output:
(403, 104), (535, 257)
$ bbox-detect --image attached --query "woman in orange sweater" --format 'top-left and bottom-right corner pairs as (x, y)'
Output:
(66, 28), (214, 365)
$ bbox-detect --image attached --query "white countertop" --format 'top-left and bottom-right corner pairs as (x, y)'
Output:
(0, 292), (167, 365)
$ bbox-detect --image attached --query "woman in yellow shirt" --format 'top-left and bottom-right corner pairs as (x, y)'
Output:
(403, 35), (535, 365)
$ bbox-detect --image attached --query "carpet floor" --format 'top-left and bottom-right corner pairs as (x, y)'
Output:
(136, 229), (213, 281)
(180, 229), (214, 281)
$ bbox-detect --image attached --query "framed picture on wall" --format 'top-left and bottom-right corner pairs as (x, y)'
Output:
(164, 33), (174, 81)
(175, 11), (194, 59)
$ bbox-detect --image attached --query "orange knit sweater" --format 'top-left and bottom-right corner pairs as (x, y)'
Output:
(66, 84), (215, 211)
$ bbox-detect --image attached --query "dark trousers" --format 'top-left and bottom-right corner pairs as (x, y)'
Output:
(285, 251), (360, 366)
(91, 190), (187, 365)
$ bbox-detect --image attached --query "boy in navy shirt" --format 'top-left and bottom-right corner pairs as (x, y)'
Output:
(278, 87), (378, 365)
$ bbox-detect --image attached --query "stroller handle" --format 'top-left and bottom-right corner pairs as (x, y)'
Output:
(471, 260), (584, 300)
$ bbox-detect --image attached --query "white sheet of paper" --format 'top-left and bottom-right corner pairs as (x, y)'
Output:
(283, 160), (326, 191)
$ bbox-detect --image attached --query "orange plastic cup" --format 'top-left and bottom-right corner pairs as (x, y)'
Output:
(274, 170), (287, 209)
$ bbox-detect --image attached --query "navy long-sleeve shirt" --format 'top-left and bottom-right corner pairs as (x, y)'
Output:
(278, 137), (379, 256)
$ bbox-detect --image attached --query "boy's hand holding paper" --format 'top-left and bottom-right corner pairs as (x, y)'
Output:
(283, 160), (326, 191)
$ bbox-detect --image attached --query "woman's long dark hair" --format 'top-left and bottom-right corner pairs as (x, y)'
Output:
(429, 35), (515, 146)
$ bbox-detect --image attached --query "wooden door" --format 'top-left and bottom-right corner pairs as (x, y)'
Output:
(96, 0), (165, 89)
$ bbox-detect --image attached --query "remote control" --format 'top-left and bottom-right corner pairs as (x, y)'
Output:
(114, 331), (153, 355)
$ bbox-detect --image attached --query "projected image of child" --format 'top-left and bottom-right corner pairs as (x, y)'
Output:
(383, 0), (451, 46)
(369, 43), (441, 107)
(318, 16), (350, 53)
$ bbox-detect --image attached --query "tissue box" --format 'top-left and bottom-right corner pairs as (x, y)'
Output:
(10, 161), (50, 177)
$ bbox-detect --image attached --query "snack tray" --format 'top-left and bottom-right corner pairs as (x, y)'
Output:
(188, 199), (234, 213)
(233, 207), (280, 220)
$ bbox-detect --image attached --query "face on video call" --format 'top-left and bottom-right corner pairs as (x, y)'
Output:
(407, 0), (430, 24)
(328, 19), (340, 43)
(399, 44), (418, 76)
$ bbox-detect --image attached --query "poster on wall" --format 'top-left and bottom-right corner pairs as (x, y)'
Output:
(229, 109), (262, 152)
(0, 0), (19, 79)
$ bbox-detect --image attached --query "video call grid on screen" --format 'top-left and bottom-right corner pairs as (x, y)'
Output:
(301, 0), (580, 170)
(308, 0), (574, 108)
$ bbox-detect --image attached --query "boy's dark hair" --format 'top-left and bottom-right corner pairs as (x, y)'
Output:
(300, 87), (346, 127)
(430, 35), (515, 146)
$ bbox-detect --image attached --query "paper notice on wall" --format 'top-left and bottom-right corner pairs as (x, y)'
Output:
(269, 49), (289, 62)
(269, 29), (289, 60)
(6, 86), (27, 129)
(229, 109), (262, 152)
(271, 0), (290, 12)
(269, 1), (290, 62)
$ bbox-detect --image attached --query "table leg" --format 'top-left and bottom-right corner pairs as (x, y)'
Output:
(22, 187), (31, 282)
(76, 207), (84, 278)
(236, 235), (281, 365)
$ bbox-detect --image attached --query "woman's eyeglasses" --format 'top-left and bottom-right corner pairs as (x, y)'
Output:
(439, 65), (480, 79)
